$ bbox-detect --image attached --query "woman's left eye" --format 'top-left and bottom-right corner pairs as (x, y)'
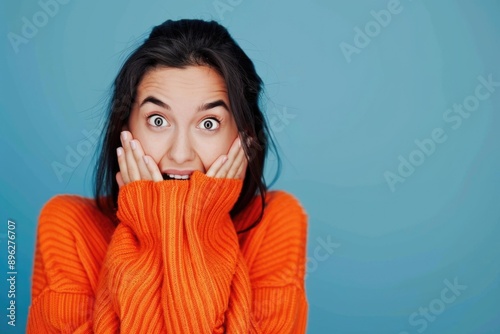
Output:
(199, 118), (221, 131)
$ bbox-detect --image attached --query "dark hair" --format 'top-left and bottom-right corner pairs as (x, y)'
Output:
(93, 19), (281, 234)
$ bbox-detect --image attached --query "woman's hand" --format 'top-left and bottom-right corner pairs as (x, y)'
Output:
(205, 135), (248, 181)
(116, 131), (248, 188)
(116, 131), (163, 188)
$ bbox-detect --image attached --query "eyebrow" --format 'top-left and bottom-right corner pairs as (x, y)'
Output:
(139, 96), (230, 113)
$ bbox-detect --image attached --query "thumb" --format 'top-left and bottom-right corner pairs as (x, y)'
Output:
(116, 171), (125, 189)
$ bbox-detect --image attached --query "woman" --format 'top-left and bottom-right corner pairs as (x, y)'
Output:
(27, 19), (308, 333)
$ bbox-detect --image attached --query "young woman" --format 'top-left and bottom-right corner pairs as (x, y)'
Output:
(27, 19), (308, 333)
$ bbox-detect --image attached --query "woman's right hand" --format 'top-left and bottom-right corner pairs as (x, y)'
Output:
(116, 131), (163, 188)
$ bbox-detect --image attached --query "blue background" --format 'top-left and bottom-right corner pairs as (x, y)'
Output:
(1, 0), (500, 333)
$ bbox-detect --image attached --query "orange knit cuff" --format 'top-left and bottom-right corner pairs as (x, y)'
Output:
(116, 171), (243, 242)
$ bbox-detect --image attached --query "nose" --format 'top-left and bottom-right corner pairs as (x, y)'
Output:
(165, 131), (196, 165)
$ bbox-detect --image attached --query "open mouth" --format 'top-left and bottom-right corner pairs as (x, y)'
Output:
(162, 174), (190, 181)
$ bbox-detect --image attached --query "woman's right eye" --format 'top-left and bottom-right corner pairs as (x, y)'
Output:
(147, 115), (168, 128)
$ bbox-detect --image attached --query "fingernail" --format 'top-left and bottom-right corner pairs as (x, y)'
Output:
(117, 147), (123, 156)
(121, 131), (127, 140)
(222, 156), (228, 164)
(143, 156), (149, 164)
(238, 138), (241, 148)
(130, 140), (137, 150)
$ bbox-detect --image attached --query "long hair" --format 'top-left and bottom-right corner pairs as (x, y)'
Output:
(93, 19), (281, 234)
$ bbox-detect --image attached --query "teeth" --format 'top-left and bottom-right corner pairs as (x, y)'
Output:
(168, 174), (190, 180)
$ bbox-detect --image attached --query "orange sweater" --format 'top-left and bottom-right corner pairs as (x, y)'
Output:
(27, 170), (308, 333)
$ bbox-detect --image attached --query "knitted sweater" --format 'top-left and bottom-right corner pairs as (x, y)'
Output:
(27, 170), (308, 333)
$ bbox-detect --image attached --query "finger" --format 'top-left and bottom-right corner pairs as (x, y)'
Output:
(116, 171), (125, 188)
(226, 145), (246, 179)
(236, 148), (249, 180)
(142, 155), (163, 182)
(235, 160), (247, 181)
(121, 131), (141, 182)
(117, 147), (129, 184)
(206, 155), (228, 178)
(215, 136), (242, 178)
(235, 136), (250, 180)
(130, 139), (153, 181)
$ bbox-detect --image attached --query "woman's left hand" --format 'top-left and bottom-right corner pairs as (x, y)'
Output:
(205, 135), (248, 181)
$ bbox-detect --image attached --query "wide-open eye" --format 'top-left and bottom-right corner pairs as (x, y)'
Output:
(147, 115), (168, 128)
(199, 117), (221, 131)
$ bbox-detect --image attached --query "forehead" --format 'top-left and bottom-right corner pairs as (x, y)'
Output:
(137, 66), (228, 98)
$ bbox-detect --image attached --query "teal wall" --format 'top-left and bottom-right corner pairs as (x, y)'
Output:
(1, 0), (499, 333)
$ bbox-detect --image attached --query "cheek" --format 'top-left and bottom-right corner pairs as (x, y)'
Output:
(197, 139), (231, 167)
(133, 133), (163, 161)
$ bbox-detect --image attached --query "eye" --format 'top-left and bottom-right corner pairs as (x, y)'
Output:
(147, 114), (168, 128)
(199, 117), (221, 131)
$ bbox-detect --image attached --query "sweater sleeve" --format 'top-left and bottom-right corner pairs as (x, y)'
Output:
(26, 195), (112, 333)
(93, 170), (245, 333)
(242, 191), (309, 333)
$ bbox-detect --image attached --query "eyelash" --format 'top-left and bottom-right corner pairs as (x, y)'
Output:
(146, 113), (223, 131)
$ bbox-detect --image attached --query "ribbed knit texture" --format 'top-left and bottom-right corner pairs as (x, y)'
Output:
(27, 170), (308, 333)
